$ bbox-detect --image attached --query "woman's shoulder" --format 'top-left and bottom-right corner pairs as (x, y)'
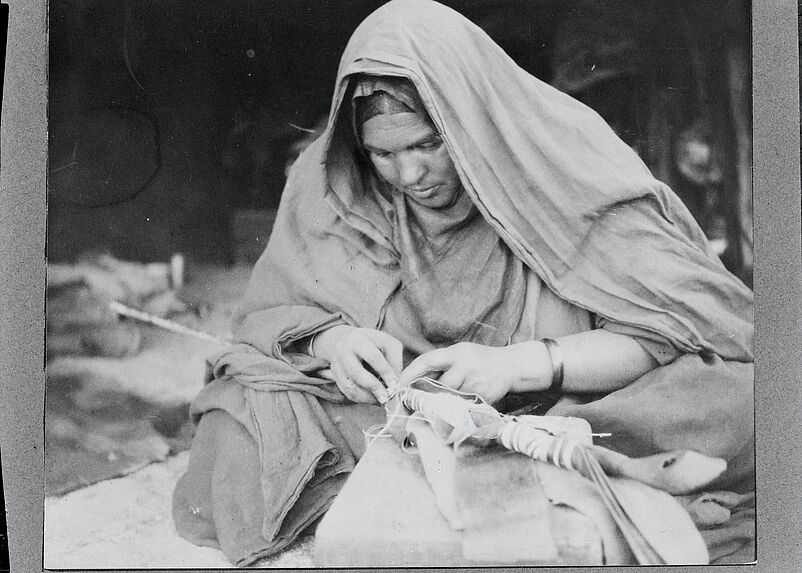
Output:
(284, 136), (328, 199)
(275, 135), (367, 242)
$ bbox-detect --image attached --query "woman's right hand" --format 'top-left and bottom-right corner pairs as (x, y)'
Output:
(312, 325), (403, 404)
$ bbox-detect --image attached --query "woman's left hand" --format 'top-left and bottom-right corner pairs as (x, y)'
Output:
(397, 341), (551, 404)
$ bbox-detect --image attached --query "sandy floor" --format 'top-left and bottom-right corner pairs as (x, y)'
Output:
(44, 451), (315, 569)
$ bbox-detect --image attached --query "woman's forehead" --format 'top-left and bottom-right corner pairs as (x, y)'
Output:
(361, 112), (435, 151)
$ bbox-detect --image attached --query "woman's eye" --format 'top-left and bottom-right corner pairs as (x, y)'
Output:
(372, 151), (392, 159)
(416, 139), (442, 152)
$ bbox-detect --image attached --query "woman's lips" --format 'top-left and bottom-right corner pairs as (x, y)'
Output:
(408, 184), (440, 199)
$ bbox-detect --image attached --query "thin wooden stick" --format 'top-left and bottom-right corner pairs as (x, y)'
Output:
(108, 300), (230, 345)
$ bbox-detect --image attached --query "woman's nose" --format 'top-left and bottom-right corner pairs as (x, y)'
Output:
(395, 154), (426, 187)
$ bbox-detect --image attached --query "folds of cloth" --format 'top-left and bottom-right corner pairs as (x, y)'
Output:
(171, 376), (384, 567)
(405, 418), (709, 565)
(173, 351), (754, 566)
(313, 414), (710, 566)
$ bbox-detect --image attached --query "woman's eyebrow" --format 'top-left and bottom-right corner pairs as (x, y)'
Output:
(412, 133), (441, 146)
(363, 143), (390, 154)
(399, 133), (443, 150)
(363, 131), (441, 154)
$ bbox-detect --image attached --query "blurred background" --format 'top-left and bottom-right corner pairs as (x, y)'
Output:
(48, 0), (752, 282)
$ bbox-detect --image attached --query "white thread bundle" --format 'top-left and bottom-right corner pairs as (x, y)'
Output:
(400, 387), (491, 443)
(498, 422), (578, 471)
(398, 381), (582, 470)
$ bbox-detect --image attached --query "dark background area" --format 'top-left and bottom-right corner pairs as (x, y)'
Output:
(47, 0), (752, 284)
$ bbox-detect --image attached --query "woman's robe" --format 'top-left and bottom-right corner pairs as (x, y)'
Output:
(173, 0), (754, 566)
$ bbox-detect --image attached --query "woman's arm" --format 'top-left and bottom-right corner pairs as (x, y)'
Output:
(398, 329), (660, 404)
(515, 329), (659, 393)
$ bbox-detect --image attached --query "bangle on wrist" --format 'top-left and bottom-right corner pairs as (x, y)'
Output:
(308, 332), (319, 358)
(540, 338), (564, 394)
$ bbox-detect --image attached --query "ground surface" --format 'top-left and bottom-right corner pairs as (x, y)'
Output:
(44, 451), (315, 568)
(44, 264), (314, 568)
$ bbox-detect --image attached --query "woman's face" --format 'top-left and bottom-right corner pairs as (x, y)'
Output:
(361, 111), (462, 209)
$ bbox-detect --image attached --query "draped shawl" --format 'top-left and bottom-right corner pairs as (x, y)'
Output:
(180, 1), (755, 565)
(233, 0), (752, 365)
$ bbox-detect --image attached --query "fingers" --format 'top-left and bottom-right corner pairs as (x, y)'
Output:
(400, 350), (466, 390)
(358, 334), (402, 387)
(437, 367), (466, 390)
(331, 360), (375, 403)
(369, 332), (404, 382)
(397, 342), (515, 405)
(355, 340), (397, 384)
(398, 348), (455, 386)
(329, 328), (405, 404)
(340, 352), (390, 404)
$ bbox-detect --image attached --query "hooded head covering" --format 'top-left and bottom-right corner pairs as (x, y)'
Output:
(181, 3), (754, 564)
(233, 0), (752, 362)
(351, 75), (427, 137)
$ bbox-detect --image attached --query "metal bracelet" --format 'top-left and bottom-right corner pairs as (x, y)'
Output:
(540, 338), (565, 394)
(308, 331), (319, 358)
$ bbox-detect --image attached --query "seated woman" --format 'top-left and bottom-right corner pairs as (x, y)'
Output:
(173, 0), (754, 567)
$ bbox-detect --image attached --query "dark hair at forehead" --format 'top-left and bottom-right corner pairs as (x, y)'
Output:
(350, 74), (430, 137)
(354, 91), (415, 128)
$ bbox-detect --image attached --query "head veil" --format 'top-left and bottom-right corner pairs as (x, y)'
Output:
(234, 0), (752, 362)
